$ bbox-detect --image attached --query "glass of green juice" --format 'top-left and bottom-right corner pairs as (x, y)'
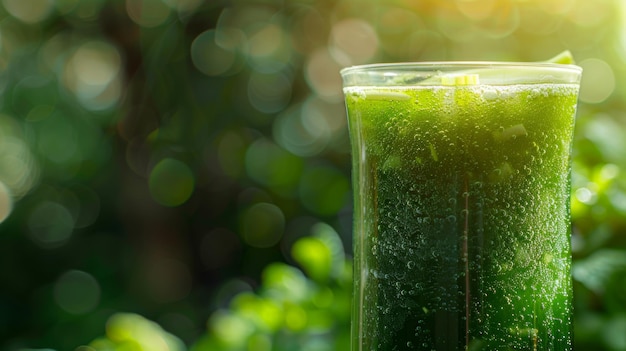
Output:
(341, 61), (582, 350)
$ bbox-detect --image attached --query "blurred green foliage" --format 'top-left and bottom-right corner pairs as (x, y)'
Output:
(81, 223), (351, 351)
(0, 0), (625, 350)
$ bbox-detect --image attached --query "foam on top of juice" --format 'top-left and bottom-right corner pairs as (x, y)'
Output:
(344, 83), (578, 101)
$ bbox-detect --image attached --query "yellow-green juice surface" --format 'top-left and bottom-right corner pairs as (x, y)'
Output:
(345, 83), (579, 350)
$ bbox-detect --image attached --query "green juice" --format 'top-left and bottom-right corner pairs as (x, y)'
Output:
(344, 79), (580, 350)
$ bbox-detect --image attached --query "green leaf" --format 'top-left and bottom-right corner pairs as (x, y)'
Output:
(262, 263), (310, 302)
(231, 293), (283, 332)
(292, 223), (346, 282)
(292, 236), (332, 282)
(209, 310), (256, 347)
(573, 249), (626, 293)
(311, 223), (346, 279)
(100, 313), (186, 351)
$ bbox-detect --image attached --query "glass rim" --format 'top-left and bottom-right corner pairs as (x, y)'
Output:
(340, 61), (583, 76)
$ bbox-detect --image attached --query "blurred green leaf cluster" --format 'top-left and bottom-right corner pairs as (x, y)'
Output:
(87, 313), (186, 351)
(0, 0), (625, 350)
(570, 112), (626, 349)
(83, 224), (351, 351)
(193, 224), (351, 351)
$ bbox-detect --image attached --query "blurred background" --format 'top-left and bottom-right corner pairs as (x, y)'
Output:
(0, 0), (625, 350)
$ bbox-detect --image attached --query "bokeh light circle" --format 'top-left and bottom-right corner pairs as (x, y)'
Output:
(244, 138), (304, 195)
(273, 96), (346, 157)
(248, 23), (284, 58)
(240, 202), (285, 248)
(456, 0), (497, 21)
(305, 49), (343, 102)
(247, 71), (292, 114)
(579, 58), (615, 104)
(64, 41), (122, 111)
(298, 165), (350, 216)
(0, 180), (12, 224)
(72, 42), (120, 88)
(27, 201), (75, 249)
(191, 29), (236, 77)
(273, 104), (328, 157)
(3, 0), (54, 24)
(126, 0), (171, 27)
(436, 5), (479, 42)
(477, 1), (520, 39)
(71, 185), (101, 229)
(540, 0), (576, 15)
(54, 270), (101, 314)
(0, 134), (39, 198)
(149, 158), (195, 207)
(330, 18), (379, 65)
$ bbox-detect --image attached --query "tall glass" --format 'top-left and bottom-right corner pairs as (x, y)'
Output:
(341, 62), (582, 350)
